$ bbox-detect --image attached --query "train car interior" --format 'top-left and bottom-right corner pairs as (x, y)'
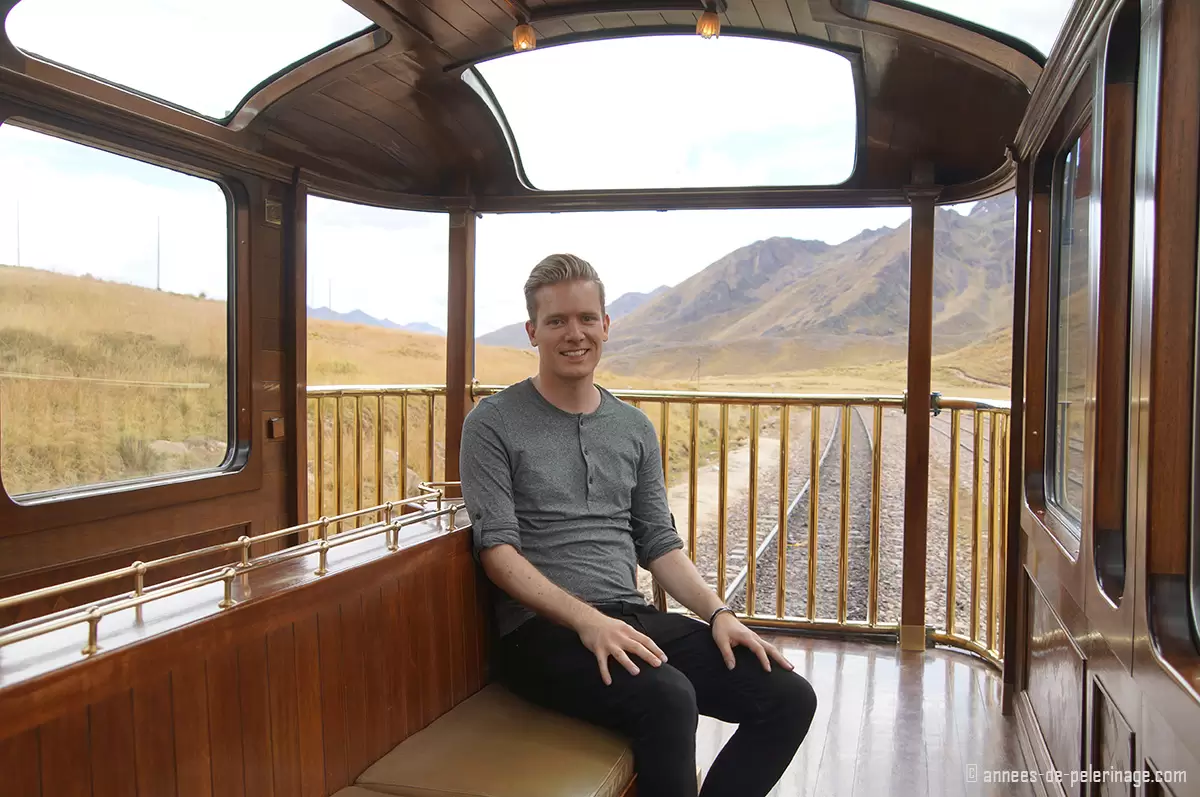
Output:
(0, 0), (1198, 794)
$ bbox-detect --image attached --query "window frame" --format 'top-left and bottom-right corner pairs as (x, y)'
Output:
(462, 31), (868, 194)
(0, 111), (258, 534)
(2, 1), (379, 124)
(1043, 110), (1097, 548)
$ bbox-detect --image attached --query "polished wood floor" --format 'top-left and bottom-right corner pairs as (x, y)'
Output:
(697, 635), (1031, 796)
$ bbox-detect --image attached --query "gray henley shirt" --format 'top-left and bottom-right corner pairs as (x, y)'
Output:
(458, 378), (684, 637)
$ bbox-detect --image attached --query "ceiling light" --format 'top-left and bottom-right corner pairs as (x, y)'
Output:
(513, 23), (536, 51)
(696, 10), (720, 38)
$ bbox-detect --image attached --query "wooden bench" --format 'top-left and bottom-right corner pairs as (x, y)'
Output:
(0, 512), (638, 797)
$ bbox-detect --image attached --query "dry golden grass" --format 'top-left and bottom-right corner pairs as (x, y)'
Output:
(1, 264), (1012, 500)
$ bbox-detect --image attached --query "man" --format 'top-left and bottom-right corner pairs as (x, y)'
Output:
(458, 254), (817, 797)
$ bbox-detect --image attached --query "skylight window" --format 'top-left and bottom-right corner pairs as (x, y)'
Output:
(4, 0), (374, 119)
(470, 35), (857, 191)
(891, 0), (1074, 56)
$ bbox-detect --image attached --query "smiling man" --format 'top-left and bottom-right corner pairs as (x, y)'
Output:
(458, 253), (817, 797)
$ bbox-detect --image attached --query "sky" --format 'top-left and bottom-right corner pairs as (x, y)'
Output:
(0, 0), (1071, 335)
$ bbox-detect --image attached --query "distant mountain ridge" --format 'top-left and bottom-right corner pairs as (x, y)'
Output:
(600, 196), (1016, 376)
(306, 305), (443, 336)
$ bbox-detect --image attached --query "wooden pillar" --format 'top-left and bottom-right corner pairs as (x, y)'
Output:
(1002, 157), (1030, 711)
(444, 208), (476, 482)
(900, 178), (940, 651)
(284, 174), (308, 532)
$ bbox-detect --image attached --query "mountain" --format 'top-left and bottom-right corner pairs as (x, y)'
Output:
(306, 305), (443, 336)
(475, 284), (670, 349)
(602, 195), (1016, 377)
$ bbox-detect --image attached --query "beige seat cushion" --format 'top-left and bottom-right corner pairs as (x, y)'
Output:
(355, 683), (634, 797)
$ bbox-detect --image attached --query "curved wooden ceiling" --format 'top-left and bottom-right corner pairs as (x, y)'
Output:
(0, 0), (1045, 210)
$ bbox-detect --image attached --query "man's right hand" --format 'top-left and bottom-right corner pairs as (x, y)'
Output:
(575, 613), (669, 685)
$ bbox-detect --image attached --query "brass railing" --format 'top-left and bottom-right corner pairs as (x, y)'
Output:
(307, 384), (446, 533)
(309, 385), (1011, 667)
(0, 485), (461, 660)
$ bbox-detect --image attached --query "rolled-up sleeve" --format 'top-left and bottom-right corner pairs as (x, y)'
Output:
(630, 417), (684, 568)
(459, 401), (522, 557)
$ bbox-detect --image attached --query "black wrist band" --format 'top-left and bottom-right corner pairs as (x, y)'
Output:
(709, 606), (732, 624)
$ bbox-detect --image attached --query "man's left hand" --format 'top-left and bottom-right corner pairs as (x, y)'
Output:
(711, 611), (795, 672)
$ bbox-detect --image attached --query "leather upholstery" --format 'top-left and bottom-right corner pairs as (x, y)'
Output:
(354, 683), (634, 797)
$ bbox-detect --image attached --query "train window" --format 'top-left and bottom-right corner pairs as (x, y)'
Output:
(886, 0), (1075, 55)
(0, 122), (232, 501)
(3, 0), (373, 119)
(1046, 122), (1094, 531)
(469, 35), (856, 191)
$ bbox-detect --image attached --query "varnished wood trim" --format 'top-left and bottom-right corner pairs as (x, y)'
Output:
(1003, 158), (1032, 712)
(286, 176), (309, 532)
(855, 0), (1042, 90)
(900, 186), (937, 635)
(231, 28), (392, 131)
(444, 210), (477, 483)
(1015, 0), (1125, 160)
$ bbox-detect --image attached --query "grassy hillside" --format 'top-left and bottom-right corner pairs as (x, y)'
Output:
(1, 258), (1013, 499)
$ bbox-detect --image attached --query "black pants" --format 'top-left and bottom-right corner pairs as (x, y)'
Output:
(495, 601), (818, 797)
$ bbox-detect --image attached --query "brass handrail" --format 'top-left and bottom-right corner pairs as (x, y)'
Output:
(0, 491), (461, 657)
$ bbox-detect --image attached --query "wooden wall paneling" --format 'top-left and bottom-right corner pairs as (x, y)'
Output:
(171, 662), (214, 797)
(1024, 579), (1086, 779)
(425, 556), (454, 720)
(0, 529), (492, 797)
(380, 576), (408, 747)
(340, 592), (372, 781)
(291, 615), (326, 797)
(89, 689), (138, 797)
(0, 727), (41, 797)
(1090, 675), (1135, 797)
(266, 625), (302, 797)
(448, 553), (469, 705)
(207, 649), (248, 797)
(316, 605), (350, 793)
(362, 586), (391, 764)
(398, 569), (425, 737)
(237, 639), (277, 797)
(133, 673), (178, 797)
(39, 711), (91, 797)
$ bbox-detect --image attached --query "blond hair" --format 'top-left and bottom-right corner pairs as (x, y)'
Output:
(523, 253), (606, 322)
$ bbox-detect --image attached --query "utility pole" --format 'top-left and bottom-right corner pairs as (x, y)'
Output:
(155, 215), (161, 290)
(15, 199), (20, 267)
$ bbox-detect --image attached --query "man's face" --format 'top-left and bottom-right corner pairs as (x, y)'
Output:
(525, 280), (610, 381)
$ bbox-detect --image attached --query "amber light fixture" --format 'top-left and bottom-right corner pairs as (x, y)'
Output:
(696, 10), (720, 38)
(513, 22), (536, 51)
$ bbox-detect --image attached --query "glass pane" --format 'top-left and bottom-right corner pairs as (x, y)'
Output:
(893, 0), (1075, 56)
(0, 123), (231, 500)
(1049, 124), (1093, 527)
(5, 0), (373, 119)
(471, 35), (857, 191)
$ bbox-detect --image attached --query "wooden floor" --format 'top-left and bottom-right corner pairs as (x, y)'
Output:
(696, 635), (1031, 796)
